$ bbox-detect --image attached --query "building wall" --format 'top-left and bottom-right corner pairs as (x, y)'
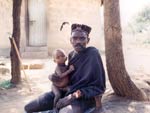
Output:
(0, 0), (104, 57)
(46, 0), (104, 54)
(0, 0), (27, 56)
(0, 0), (12, 56)
(20, 0), (28, 52)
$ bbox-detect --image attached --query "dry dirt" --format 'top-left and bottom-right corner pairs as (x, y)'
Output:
(0, 48), (150, 113)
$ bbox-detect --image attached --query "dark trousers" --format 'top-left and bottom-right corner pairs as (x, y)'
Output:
(24, 92), (54, 113)
(24, 91), (95, 113)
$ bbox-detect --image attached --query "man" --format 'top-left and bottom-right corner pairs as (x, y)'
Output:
(24, 23), (106, 113)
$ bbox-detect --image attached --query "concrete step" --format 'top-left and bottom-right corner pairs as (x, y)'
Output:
(21, 51), (48, 59)
(25, 46), (48, 52)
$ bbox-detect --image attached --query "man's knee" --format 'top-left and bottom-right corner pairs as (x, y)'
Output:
(24, 99), (40, 113)
(24, 103), (32, 113)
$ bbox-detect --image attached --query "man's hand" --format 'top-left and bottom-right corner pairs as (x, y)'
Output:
(73, 90), (82, 98)
(56, 94), (75, 109)
(69, 65), (75, 71)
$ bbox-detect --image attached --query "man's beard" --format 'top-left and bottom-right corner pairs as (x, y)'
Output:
(74, 44), (85, 52)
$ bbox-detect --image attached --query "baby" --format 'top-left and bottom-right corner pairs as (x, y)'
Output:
(48, 49), (74, 112)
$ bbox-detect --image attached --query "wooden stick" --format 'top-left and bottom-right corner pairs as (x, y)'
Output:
(9, 37), (32, 91)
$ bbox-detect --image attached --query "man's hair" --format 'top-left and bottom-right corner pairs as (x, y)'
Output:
(71, 24), (92, 36)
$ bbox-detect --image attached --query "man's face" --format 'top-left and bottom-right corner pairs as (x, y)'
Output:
(70, 31), (89, 53)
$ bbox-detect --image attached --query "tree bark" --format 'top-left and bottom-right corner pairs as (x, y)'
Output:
(10, 0), (22, 84)
(103, 0), (147, 101)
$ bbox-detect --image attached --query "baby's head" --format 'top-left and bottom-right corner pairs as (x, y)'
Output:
(52, 49), (67, 64)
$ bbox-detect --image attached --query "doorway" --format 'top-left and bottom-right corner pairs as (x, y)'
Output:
(28, 0), (47, 46)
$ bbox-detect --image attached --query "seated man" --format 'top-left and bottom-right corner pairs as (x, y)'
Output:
(24, 23), (106, 113)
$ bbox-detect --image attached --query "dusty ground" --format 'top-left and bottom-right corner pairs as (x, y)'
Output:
(0, 47), (150, 113)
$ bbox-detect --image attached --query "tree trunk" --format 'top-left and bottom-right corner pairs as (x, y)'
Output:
(103, 0), (147, 101)
(10, 0), (22, 84)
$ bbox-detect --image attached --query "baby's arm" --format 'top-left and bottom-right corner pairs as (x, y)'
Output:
(59, 65), (75, 78)
(49, 73), (61, 82)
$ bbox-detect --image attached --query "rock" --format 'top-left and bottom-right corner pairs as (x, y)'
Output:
(21, 63), (44, 70)
(0, 67), (10, 75)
